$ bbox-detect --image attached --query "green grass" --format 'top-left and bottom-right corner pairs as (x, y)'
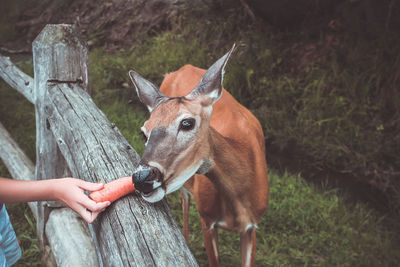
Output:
(261, 173), (399, 266)
(1, 4), (400, 263)
(92, 72), (400, 266)
(0, 59), (36, 162)
(1, 60), (400, 266)
(0, 58), (42, 266)
(100, 99), (147, 156)
(165, 172), (400, 267)
(88, 15), (400, 195)
(7, 203), (42, 267)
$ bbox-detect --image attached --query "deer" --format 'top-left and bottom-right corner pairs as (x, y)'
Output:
(128, 45), (269, 267)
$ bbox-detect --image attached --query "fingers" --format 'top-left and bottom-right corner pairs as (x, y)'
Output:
(78, 188), (110, 223)
(80, 208), (99, 224)
(93, 201), (111, 212)
(74, 201), (111, 224)
(82, 197), (111, 212)
(79, 207), (96, 223)
(56, 178), (111, 223)
(77, 180), (105, 192)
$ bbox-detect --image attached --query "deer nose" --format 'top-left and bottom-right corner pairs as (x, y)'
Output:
(132, 165), (162, 194)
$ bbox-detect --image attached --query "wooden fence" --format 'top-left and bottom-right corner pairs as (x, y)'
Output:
(0, 24), (198, 267)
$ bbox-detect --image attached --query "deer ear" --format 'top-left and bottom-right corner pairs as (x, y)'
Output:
(129, 70), (167, 112)
(186, 44), (235, 105)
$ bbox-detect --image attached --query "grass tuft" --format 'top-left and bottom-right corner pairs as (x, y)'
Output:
(165, 172), (400, 266)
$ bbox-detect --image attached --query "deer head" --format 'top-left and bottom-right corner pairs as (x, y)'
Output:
(128, 45), (234, 202)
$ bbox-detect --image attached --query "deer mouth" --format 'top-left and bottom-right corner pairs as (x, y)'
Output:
(140, 174), (185, 203)
(141, 186), (166, 203)
(132, 163), (166, 202)
(138, 162), (204, 202)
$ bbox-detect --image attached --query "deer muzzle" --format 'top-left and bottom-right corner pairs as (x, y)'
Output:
(132, 164), (163, 195)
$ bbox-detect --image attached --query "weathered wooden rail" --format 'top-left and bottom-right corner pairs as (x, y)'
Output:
(0, 24), (197, 267)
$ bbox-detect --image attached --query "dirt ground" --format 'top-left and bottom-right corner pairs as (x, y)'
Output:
(1, 0), (182, 52)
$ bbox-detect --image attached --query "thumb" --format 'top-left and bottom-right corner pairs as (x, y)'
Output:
(78, 180), (105, 192)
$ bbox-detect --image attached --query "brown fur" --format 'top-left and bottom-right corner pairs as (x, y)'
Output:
(155, 64), (269, 267)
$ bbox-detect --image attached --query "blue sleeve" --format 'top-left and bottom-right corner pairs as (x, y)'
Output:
(0, 205), (22, 266)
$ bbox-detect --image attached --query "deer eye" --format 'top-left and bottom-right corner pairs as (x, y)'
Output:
(179, 118), (195, 131)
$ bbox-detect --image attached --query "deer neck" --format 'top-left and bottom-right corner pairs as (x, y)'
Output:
(201, 127), (255, 227)
(205, 128), (241, 185)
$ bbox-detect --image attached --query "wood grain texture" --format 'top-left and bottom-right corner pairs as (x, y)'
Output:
(32, 24), (88, 246)
(46, 82), (198, 266)
(0, 121), (37, 216)
(2, 23), (196, 267)
(0, 121), (99, 267)
(46, 208), (99, 267)
(0, 55), (34, 104)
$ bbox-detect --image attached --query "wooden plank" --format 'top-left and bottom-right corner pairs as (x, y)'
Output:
(45, 208), (99, 267)
(0, 121), (37, 217)
(1, 24), (101, 267)
(45, 82), (198, 267)
(0, 121), (98, 267)
(0, 55), (34, 104)
(0, 120), (101, 267)
(32, 24), (90, 247)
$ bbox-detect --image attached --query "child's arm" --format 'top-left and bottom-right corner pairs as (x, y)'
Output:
(0, 177), (111, 223)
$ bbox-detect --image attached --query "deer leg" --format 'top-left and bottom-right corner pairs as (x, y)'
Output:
(180, 188), (191, 243)
(201, 219), (219, 267)
(240, 227), (256, 267)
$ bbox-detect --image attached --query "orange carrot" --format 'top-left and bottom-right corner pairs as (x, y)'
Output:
(89, 176), (135, 203)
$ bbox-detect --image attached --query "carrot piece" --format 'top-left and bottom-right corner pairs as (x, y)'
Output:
(89, 176), (135, 203)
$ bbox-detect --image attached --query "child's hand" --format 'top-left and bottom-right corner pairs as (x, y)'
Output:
(52, 178), (111, 223)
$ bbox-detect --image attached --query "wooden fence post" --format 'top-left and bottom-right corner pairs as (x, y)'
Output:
(1, 40), (98, 266)
(32, 24), (90, 248)
(45, 82), (198, 266)
(29, 23), (198, 266)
